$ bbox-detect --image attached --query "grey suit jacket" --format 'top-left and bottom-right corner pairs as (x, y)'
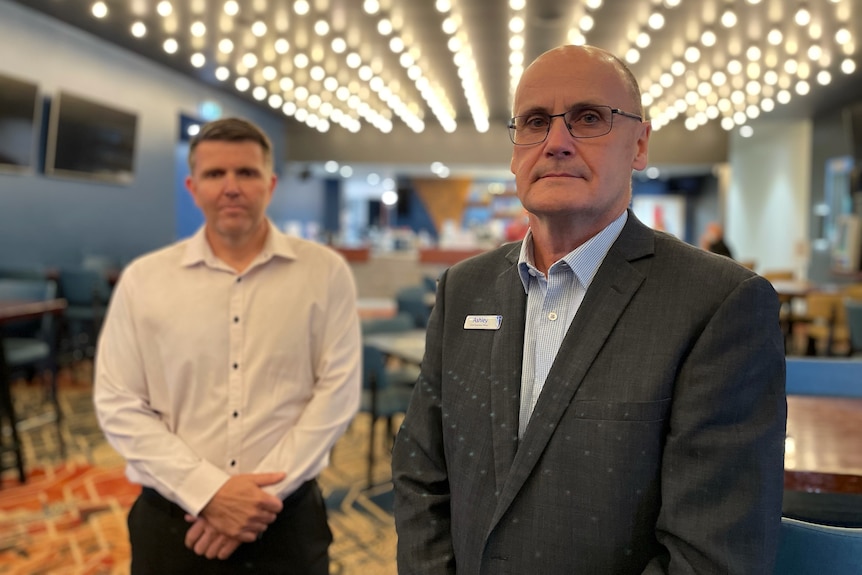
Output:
(392, 213), (786, 574)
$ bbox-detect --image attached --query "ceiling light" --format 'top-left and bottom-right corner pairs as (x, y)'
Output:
(841, 58), (857, 74)
(275, 38), (290, 54)
(377, 19), (393, 36)
(293, 0), (310, 16)
(190, 21), (206, 37)
(131, 22), (147, 37)
(190, 53), (205, 67)
(215, 66), (229, 81)
(701, 30), (716, 47)
(314, 20), (329, 36)
(218, 39), (234, 54)
(163, 38), (178, 54)
(720, 9), (737, 28)
(363, 0), (380, 15)
(91, 2), (108, 18)
(223, 1), (239, 16)
(252, 21), (267, 37)
(794, 7), (811, 27)
(648, 12), (665, 30)
(156, 1), (172, 17)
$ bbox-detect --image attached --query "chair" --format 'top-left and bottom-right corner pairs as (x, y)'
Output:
(58, 268), (111, 361)
(802, 291), (850, 356)
(395, 285), (431, 328)
(359, 343), (415, 488)
(361, 311), (415, 336)
(0, 279), (65, 481)
(845, 299), (862, 357)
(785, 357), (862, 398)
(773, 517), (862, 574)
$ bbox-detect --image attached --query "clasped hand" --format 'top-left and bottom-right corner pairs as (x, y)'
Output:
(184, 472), (285, 560)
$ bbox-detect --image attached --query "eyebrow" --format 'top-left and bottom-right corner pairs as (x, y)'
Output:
(513, 101), (607, 116)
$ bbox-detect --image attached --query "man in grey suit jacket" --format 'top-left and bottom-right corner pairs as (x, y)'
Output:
(391, 45), (786, 574)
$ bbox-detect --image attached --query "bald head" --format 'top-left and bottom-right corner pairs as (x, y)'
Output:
(515, 45), (644, 118)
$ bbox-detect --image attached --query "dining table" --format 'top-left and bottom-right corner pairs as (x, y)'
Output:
(363, 329), (427, 366)
(0, 297), (68, 483)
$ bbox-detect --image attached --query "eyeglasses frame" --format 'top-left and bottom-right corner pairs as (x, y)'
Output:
(507, 106), (644, 146)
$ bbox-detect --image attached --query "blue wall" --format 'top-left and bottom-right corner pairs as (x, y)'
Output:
(0, 2), (294, 268)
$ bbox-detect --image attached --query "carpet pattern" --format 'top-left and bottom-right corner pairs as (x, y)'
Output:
(0, 364), (398, 574)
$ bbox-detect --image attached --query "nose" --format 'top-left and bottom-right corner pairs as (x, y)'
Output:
(222, 171), (240, 195)
(543, 115), (576, 157)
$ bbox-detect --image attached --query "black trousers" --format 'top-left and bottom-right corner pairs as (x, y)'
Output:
(128, 480), (332, 575)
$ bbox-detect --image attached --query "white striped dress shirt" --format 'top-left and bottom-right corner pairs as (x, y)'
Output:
(516, 210), (628, 438)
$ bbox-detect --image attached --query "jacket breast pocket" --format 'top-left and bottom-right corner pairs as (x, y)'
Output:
(570, 398), (671, 422)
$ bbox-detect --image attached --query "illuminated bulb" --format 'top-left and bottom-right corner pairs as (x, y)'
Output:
(218, 39), (234, 54)
(252, 86), (267, 101)
(720, 9), (737, 28)
(242, 53), (258, 68)
(294, 0), (310, 16)
(235, 77), (250, 92)
(190, 21), (206, 37)
(252, 21), (267, 37)
(156, 1), (172, 17)
(224, 0), (239, 16)
(275, 38), (290, 54)
(163, 38), (178, 54)
(215, 66), (230, 81)
(191, 53), (205, 67)
(817, 70), (832, 85)
(377, 19), (393, 35)
(841, 58), (856, 74)
(363, 0), (380, 14)
(314, 20), (329, 36)
(131, 22), (147, 37)
(767, 29), (783, 45)
(648, 12), (665, 30)
(701, 30), (716, 47)
(794, 7), (811, 26)
(92, 2), (108, 18)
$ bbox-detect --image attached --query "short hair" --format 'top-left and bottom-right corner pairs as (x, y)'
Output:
(603, 52), (644, 118)
(187, 117), (274, 171)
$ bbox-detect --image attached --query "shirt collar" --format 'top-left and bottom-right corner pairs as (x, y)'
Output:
(517, 210), (628, 293)
(180, 220), (298, 269)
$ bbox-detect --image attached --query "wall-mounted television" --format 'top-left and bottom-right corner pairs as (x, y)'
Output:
(45, 90), (138, 184)
(0, 72), (40, 172)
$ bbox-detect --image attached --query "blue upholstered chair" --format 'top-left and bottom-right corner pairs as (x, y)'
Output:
(774, 517), (862, 574)
(58, 267), (111, 361)
(395, 285), (431, 328)
(0, 278), (66, 480)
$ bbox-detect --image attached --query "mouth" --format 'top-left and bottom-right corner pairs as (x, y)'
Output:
(535, 172), (578, 182)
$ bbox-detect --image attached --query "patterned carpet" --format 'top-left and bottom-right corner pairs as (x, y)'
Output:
(0, 363), (398, 574)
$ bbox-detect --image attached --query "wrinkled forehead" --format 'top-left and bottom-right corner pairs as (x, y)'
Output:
(512, 48), (632, 115)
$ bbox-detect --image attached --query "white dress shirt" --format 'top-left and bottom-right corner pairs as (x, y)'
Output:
(516, 211), (627, 437)
(94, 221), (361, 516)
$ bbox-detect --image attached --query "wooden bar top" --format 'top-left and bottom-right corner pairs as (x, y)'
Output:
(0, 299), (68, 324)
(785, 395), (862, 493)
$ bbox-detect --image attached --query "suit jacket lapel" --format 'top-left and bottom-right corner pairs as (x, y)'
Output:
(490, 213), (655, 528)
(489, 243), (527, 495)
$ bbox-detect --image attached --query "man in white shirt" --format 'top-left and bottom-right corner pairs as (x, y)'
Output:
(94, 117), (361, 574)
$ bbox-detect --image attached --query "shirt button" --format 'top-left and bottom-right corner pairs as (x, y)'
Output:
(233, 362), (238, 369)
(230, 460), (236, 467)
(548, 311), (558, 321)
(236, 277), (242, 283)
(234, 316), (239, 323)
(232, 411), (238, 418)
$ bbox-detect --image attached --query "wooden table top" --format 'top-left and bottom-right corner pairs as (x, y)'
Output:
(785, 395), (862, 493)
(0, 298), (67, 324)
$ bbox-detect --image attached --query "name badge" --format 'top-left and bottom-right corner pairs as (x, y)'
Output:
(464, 315), (502, 330)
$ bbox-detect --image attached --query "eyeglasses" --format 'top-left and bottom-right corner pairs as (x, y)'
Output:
(507, 105), (643, 146)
